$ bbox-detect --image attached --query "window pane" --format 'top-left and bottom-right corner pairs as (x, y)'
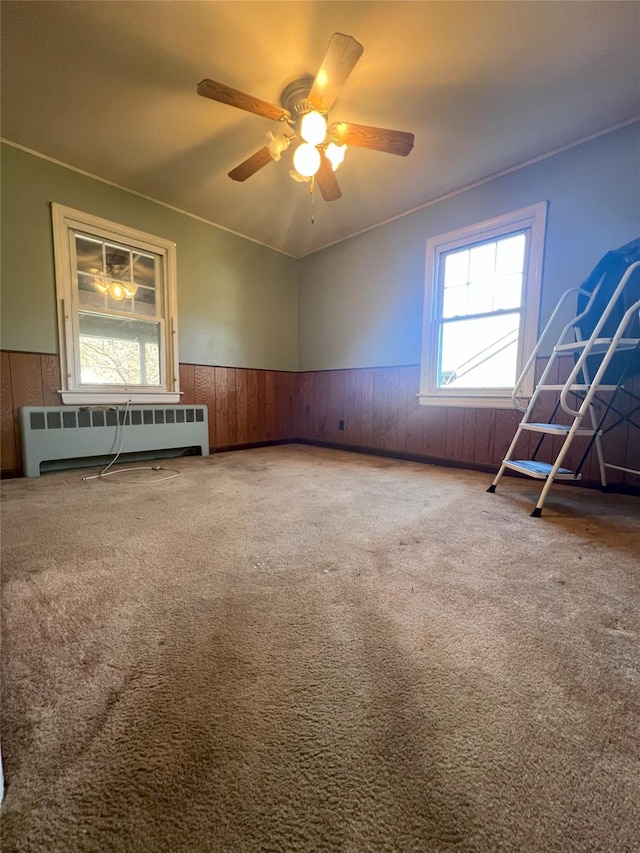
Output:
(78, 312), (161, 386)
(492, 273), (522, 311)
(133, 253), (156, 288)
(132, 287), (156, 317)
(442, 284), (468, 318)
(496, 233), (526, 275)
(467, 281), (493, 315)
(107, 292), (134, 312)
(77, 272), (107, 308)
(75, 235), (103, 275)
(105, 243), (131, 277)
(444, 249), (469, 288)
(439, 313), (520, 388)
(144, 343), (160, 385)
(468, 242), (495, 282)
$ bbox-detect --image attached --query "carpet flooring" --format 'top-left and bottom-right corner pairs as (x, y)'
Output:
(1, 444), (639, 852)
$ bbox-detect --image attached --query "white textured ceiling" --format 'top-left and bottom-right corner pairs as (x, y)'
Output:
(2, 1), (639, 258)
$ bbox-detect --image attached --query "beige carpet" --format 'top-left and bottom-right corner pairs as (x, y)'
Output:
(1, 444), (639, 853)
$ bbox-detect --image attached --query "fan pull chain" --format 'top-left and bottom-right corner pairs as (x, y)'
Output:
(310, 177), (315, 224)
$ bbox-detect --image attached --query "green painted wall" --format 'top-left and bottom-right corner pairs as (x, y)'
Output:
(298, 122), (640, 371)
(3, 125), (638, 375)
(0, 143), (298, 370)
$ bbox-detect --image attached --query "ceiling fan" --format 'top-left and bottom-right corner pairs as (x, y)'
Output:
(197, 33), (415, 202)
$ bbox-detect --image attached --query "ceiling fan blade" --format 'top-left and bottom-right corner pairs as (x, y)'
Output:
(197, 79), (290, 122)
(315, 152), (342, 202)
(228, 146), (274, 182)
(330, 122), (415, 156)
(308, 33), (364, 114)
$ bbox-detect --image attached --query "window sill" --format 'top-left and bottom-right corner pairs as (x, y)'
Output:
(60, 391), (182, 405)
(418, 393), (527, 409)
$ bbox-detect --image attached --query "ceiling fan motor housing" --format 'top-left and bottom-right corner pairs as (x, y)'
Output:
(280, 76), (317, 122)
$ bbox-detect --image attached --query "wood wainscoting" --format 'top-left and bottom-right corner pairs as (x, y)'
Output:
(0, 352), (297, 477)
(2, 351), (638, 487)
(296, 361), (640, 489)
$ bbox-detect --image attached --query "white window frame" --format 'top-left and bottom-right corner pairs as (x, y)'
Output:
(419, 201), (547, 408)
(52, 203), (180, 404)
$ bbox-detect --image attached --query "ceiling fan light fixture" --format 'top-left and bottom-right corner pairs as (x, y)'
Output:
(289, 169), (311, 183)
(293, 142), (321, 178)
(325, 142), (347, 171)
(267, 131), (290, 161)
(300, 110), (327, 146)
(198, 33), (414, 200)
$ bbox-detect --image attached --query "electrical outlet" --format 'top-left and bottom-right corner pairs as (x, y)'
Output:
(339, 419), (345, 431)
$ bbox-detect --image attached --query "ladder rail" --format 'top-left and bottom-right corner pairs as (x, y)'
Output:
(511, 286), (592, 412)
(574, 352), (608, 487)
(560, 296), (640, 416)
(559, 261), (640, 416)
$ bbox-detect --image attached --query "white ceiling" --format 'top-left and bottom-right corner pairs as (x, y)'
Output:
(2, 1), (639, 258)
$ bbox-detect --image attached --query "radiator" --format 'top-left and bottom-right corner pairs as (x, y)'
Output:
(19, 405), (209, 477)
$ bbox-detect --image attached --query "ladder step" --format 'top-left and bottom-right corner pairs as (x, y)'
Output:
(555, 337), (640, 353)
(521, 422), (597, 436)
(536, 384), (620, 391)
(504, 460), (581, 480)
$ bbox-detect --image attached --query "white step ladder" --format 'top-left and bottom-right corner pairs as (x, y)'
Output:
(488, 255), (640, 516)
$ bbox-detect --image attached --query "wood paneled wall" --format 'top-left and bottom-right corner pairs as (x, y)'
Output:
(296, 360), (639, 488)
(2, 350), (638, 488)
(0, 352), (297, 477)
(1, 351), (63, 475)
(178, 363), (296, 449)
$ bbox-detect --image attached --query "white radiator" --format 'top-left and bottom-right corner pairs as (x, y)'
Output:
(19, 405), (209, 477)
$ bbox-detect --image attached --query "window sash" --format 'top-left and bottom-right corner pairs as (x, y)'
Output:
(437, 310), (522, 389)
(72, 312), (167, 392)
(71, 229), (162, 321)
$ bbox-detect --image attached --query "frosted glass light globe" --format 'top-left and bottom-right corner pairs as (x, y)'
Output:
(325, 142), (347, 171)
(293, 143), (321, 178)
(300, 110), (327, 146)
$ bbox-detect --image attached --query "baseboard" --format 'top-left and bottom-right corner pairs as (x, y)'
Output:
(209, 438), (295, 454)
(0, 467), (22, 480)
(295, 438), (497, 474)
(294, 438), (640, 496)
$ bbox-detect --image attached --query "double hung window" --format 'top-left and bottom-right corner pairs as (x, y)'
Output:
(419, 202), (547, 407)
(52, 204), (180, 404)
